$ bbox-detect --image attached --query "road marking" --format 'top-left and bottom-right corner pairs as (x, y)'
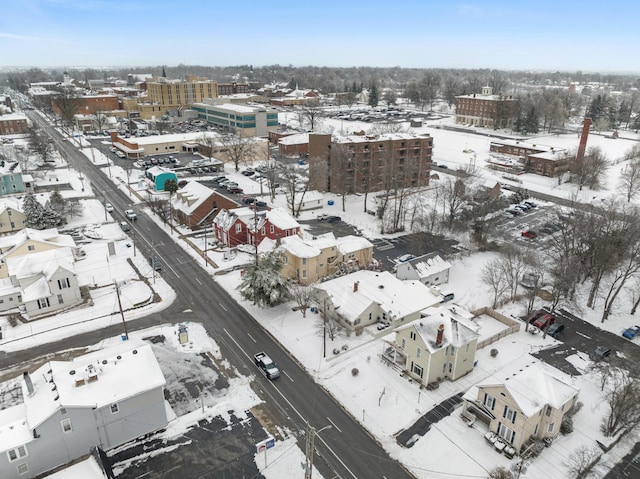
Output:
(219, 303), (228, 312)
(247, 333), (257, 343)
(283, 370), (294, 382)
(327, 416), (342, 433)
(194, 277), (203, 286)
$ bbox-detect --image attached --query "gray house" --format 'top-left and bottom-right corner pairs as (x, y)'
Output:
(0, 342), (168, 479)
(395, 252), (452, 286)
(0, 248), (82, 317)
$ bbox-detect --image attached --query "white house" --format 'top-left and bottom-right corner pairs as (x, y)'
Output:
(312, 270), (442, 330)
(395, 252), (452, 286)
(297, 190), (324, 211)
(0, 248), (82, 317)
(0, 342), (168, 479)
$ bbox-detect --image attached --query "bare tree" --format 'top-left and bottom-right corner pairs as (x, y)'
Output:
(28, 125), (54, 165)
(197, 133), (219, 161)
(488, 466), (513, 479)
(289, 283), (313, 318)
(382, 89), (397, 108)
(601, 367), (640, 437)
(218, 133), (253, 171)
(570, 146), (610, 190)
(481, 258), (510, 308)
(94, 110), (108, 132)
(566, 445), (601, 479)
(52, 90), (83, 129)
(618, 158), (640, 202)
(441, 177), (467, 227)
(301, 99), (324, 131)
(279, 162), (309, 217)
(344, 91), (357, 110)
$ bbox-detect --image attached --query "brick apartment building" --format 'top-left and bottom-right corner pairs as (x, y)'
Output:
(455, 86), (516, 129)
(51, 94), (119, 116)
(490, 140), (569, 177)
(0, 114), (29, 135)
(308, 132), (433, 194)
(217, 83), (251, 96)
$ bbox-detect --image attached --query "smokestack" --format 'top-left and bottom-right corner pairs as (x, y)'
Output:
(353, 281), (359, 292)
(576, 117), (591, 167)
(436, 324), (445, 347)
(23, 372), (34, 396)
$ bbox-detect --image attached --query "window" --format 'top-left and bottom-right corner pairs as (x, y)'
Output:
(235, 224), (242, 233)
(503, 406), (517, 423)
(533, 424), (539, 435)
(545, 405), (552, 417)
(37, 297), (50, 309)
(61, 418), (72, 433)
(8, 445), (28, 462)
(110, 403), (119, 414)
(302, 270), (307, 278)
(261, 227), (265, 235)
(483, 393), (496, 410)
(302, 258), (307, 265)
(410, 331), (416, 340)
(416, 347), (421, 358)
(57, 294), (63, 304)
(28, 245), (35, 251)
(17, 463), (28, 475)
(497, 422), (515, 444)
(401, 338), (406, 349)
(270, 225), (274, 234)
(547, 422), (555, 433)
(411, 362), (423, 378)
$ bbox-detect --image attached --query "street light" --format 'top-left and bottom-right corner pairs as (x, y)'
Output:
(304, 423), (332, 479)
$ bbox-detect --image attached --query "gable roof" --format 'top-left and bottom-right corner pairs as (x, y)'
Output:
(406, 252), (452, 279)
(250, 207), (299, 232)
(475, 361), (579, 417)
(172, 180), (216, 214)
(0, 228), (75, 256)
(21, 342), (165, 429)
(398, 310), (479, 353)
(213, 207), (255, 232)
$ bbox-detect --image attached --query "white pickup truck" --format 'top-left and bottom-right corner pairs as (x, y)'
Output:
(125, 209), (137, 221)
(254, 352), (280, 380)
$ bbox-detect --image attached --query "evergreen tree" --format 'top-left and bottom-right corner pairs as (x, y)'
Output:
(351, 81), (357, 93)
(48, 190), (66, 217)
(525, 106), (539, 134)
(23, 192), (45, 229)
(368, 82), (379, 108)
(237, 250), (289, 307)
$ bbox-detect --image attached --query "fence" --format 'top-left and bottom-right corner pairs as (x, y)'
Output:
(473, 307), (521, 350)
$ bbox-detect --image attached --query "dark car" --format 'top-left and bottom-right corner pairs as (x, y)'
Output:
(527, 309), (547, 324)
(622, 325), (640, 339)
(326, 216), (341, 223)
(148, 256), (162, 272)
(243, 196), (256, 204)
(591, 346), (611, 361)
(546, 323), (565, 337)
(255, 200), (267, 207)
(227, 187), (243, 194)
(522, 230), (538, 239)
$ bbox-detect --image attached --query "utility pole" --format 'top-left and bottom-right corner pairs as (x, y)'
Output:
(115, 281), (129, 340)
(323, 299), (327, 358)
(303, 423), (332, 479)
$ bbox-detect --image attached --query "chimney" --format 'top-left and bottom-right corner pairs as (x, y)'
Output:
(23, 372), (34, 396)
(436, 324), (445, 347)
(576, 117), (591, 167)
(353, 281), (359, 292)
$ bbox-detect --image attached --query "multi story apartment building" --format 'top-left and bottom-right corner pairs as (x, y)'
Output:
(190, 100), (279, 137)
(308, 132), (433, 194)
(146, 76), (218, 112)
(51, 95), (119, 116)
(455, 86), (516, 129)
(0, 114), (29, 135)
(217, 83), (251, 96)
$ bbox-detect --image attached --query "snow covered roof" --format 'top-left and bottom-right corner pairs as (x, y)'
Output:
(172, 181), (216, 214)
(278, 235), (321, 258)
(131, 131), (220, 146)
(407, 253), (452, 279)
(300, 190), (324, 202)
(250, 207), (299, 232)
(398, 304), (479, 353)
(0, 113), (27, 122)
(0, 228), (76, 257)
(7, 248), (76, 300)
(213, 207), (255, 232)
(315, 271), (441, 323)
(473, 361), (579, 417)
(196, 101), (264, 113)
(331, 132), (431, 144)
(21, 342), (165, 430)
(278, 133), (309, 145)
(0, 197), (22, 214)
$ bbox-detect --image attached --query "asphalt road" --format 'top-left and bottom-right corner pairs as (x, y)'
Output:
(18, 111), (415, 479)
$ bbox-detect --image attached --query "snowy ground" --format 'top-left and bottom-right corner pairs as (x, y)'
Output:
(3, 110), (640, 478)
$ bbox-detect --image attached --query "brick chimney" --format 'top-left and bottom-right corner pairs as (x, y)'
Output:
(353, 281), (359, 292)
(576, 117), (592, 168)
(435, 324), (445, 347)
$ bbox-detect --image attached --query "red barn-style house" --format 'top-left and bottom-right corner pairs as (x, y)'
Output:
(213, 207), (300, 247)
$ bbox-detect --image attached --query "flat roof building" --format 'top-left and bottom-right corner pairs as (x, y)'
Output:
(190, 100), (279, 137)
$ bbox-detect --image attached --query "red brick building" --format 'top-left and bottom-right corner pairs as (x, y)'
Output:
(455, 86), (515, 129)
(171, 181), (240, 230)
(217, 83), (251, 96)
(213, 207), (300, 247)
(0, 114), (29, 135)
(308, 132), (433, 194)
(52, 94), (119, 116)
(489, 140), (568, 177)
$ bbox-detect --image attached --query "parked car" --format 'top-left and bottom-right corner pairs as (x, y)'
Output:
(396, 254), (415, 263)
(521, 230), (538, 238)
(225, 182), (239, 190)
(255, 200), (267, 207)
(227, 187), (243, 194)
(119, 222), (130, 232)
(242, 170), (255, 176)
(591, 345), (611, 361)
(622, 325), (640, 339)
(115, 150), (126, 158)
(326, 216), (341, 223)
(243, 196), (256, 204)
(527, 309), (547, 324)
(546, 323), (565, 337)
(533, 314), (555, 330)
(105, 203), (114, 213)
(506, 209), (520, 217)
(524, 200), (537, 208)
(148, 256), (162, 272)
(125, 209), (137, 220)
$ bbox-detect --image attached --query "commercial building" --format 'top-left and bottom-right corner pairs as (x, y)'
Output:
(146, 76), (218, 112)
(0, 114), (29, 135)
(455, 86), (516, 129)
(489, 139), (569, 177)
(308, 132), (433, 194)
(190, 100), (279, 137)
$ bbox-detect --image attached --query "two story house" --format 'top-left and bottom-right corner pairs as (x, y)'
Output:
(383, 303), (480, 386)
(461, 361), (579, 451)
(0, 342), (168, 479)
(260, 232), (374, 284)
(0, 248), (82, 317)
(0, 198), (26, 234)
(171, 181), (239, 230)
(213, 207), (300, 248)
(394, 252), (452, 286)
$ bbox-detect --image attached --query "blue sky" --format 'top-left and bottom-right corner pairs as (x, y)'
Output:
(1, 0), (638, 72)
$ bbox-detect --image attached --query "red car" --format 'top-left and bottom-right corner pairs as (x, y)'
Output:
(533, 314), (555, 330)
(522, 230), (538, 238)
(228, 187), (243, 194)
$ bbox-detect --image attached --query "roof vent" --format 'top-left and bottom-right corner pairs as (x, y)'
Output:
(378, 285), (384, 289)
(116, 355), (122, 360)
(132, 349), (138, 354)
(69, 370), (75, 376)
(102, 360), (108, 365)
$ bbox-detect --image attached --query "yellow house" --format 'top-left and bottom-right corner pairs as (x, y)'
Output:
(261, 233), (374, 285)
(384, 304), (479, 386)
(0, 228), (78, 279)
(0, 199), (26, 234)
(462, 361), (579, 452)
